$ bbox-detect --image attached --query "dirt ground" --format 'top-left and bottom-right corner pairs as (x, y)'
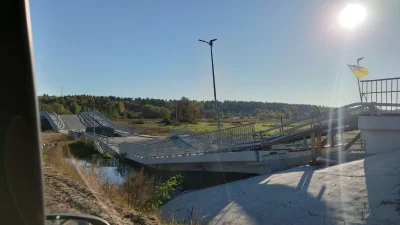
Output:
(43, 166), (160, 225)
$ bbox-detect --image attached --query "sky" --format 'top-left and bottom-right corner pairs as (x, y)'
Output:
(30, 0), (400, 106)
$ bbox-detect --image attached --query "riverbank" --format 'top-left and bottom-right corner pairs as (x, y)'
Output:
(44, 165), (158, 225)
(41, 134), (162, 225)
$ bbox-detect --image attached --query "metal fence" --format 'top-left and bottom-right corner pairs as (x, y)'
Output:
(118, 123), (259, 158)
(41, 110), (65, 131)
(360, 77), (400, 113)
(68, 130), (116, 155)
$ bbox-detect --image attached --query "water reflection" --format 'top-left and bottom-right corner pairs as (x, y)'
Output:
(70, 157), (132, 183)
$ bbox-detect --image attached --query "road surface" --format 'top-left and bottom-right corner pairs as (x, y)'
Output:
(59, 115), (86, 130)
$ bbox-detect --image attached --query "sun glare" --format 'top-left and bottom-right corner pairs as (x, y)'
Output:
(339, 4), (366, 29)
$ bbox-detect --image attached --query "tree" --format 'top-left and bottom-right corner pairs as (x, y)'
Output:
(159, 107), (171, 121)
(105, 101), (118, 119)
(142, 104), (161, 119)
(118, 101), (125, 115)
(70, 101), (81, 114)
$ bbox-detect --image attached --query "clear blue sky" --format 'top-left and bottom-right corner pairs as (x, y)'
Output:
(30, 0), (400, 106)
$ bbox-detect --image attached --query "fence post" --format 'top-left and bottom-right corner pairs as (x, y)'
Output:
(311, 132), (316, 163)
(259, 131), (264, 145)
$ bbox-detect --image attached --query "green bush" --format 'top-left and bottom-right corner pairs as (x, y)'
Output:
(68, 140), (97, 159)
(148, 174), (183, 210)
(93, 152), (113, 159)
(163, 118), (172, 125)
(136, 117), (145, 124)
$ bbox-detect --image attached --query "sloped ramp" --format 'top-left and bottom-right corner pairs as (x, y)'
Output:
(59, 115), (86, 130)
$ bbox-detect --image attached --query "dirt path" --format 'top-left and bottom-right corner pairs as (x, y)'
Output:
(43, 166), (159, 225)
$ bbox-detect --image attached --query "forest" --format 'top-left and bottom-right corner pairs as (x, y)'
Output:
(39, 95), (329, 123)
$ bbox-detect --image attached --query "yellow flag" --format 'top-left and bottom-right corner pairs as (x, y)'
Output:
(348, 64), (369, 78)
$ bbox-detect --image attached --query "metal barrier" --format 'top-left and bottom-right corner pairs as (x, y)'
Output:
(360, 77), (400, 113)
(41, 110), (65, 131)
(79, 111), (141, 134)
(118, 102), (400, 161)
(68, 130), (116, 155)
(118, 123), (259, 159)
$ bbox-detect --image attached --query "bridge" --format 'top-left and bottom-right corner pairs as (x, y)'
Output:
(41, 110), (140, 134)
(116, 101), (400, 174)
(64, 77), (400, 174)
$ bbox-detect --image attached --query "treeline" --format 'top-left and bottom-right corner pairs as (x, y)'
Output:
(39, 95), (328, 122)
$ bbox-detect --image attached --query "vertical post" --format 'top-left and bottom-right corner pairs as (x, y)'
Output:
(175, 100), (178, 122)
(391, 79), (393, 112)
(381, 80), (383, 104)
(317, 130), (322, 157)
(210, 44), (221, 145)
(93, 97), (95, 138)
(358, 79), (363, 102)
(303, 136), (307, 149)
(311, 132), (316, 163)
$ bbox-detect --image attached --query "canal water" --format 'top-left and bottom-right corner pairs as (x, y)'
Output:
(73, 156), (257, 191)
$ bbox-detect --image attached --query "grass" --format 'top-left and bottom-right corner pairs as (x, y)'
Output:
(41, 133), (71, 142)
(116, 118), (282, 136)
(42, 138), (187, 224)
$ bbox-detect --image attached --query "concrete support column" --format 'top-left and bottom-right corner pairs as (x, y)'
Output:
(311, 132), (316, 162)
(359, 116), (400, 155)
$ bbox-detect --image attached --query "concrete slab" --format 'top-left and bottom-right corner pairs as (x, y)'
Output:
(108, 136), (166, 145)
(160, 149), (400, 225)
(59, 115), (86, 130)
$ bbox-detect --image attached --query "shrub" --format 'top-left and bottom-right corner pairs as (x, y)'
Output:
(136, 117), (145, 124)
(93, 152), (113, 159)
(68, 140), (97, 159)
(163, 118), (172, 125)
(121, 169), (154, 209)
(148, 174), (183, 210)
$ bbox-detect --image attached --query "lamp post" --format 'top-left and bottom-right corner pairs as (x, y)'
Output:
(93, 97), (95, 138)
(199, 39), (221, 140)
(356, 57), (366, 103)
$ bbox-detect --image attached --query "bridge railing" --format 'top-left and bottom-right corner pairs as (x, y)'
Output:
(41, 110), (65, 131)
(256, 102), (382, 145)
(360, 77), (400, 113)
(118, 102), (400, 160)
(93, 111), (142, 134)
(118, 123), (259, 159)
(68, 130), (116, 155)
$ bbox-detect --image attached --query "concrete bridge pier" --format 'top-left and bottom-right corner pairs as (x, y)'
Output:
(359, 116), (400, 155)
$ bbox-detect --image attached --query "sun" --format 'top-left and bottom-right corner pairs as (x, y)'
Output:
(339, 4), (366, 29)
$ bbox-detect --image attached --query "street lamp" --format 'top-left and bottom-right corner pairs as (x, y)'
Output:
(199, 39), (221, 137)
(93, 97), (95, 138)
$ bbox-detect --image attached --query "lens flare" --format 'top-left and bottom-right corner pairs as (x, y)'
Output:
(339, 4), (366, 29)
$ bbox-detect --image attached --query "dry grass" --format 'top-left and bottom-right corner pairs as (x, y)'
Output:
(42, 140), (195, 224)
(43, 142), (159, 213)
(41, 133), (71, 142)
(43, 144), (85, 185)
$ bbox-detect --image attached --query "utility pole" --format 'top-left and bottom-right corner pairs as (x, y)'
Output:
(93, 97), (95, 138)
(199, 38), (221, 141)
(176, 100), (178, 124)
